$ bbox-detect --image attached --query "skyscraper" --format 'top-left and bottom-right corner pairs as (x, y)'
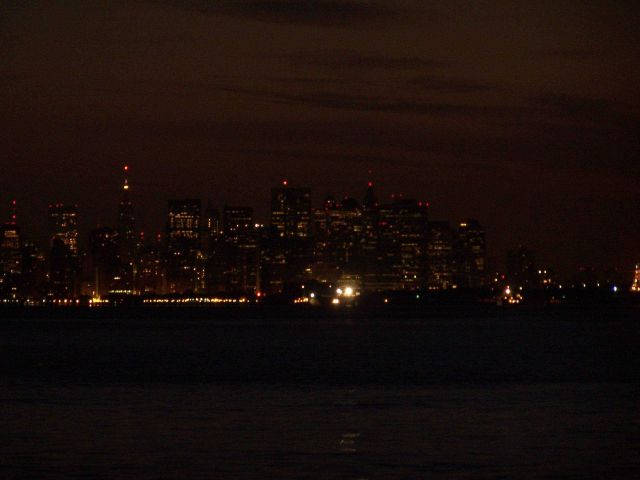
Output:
(88, 226), (120, 297)
(48, 203), (79, 255)
(117, 165), (137, 292)
(312, 196), (363, 284)
(117, 165), (136, 249)
(166, 199), (201, 293)
(427, 221), (456, 289)
(0, 200), (22, 299)
(376, 197), (429, 290)
(456, 219), (486, 288)
(48, 203), (80, 297)
(265, 182), (313, 291)
(222, 206), (258, 293)
(271, 182), (312, 239)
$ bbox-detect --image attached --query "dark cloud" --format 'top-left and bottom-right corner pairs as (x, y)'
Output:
(534, 48), (598, 60)
(153, 0), (401, 26)
(527, 93), (639, 129)
(223, 86), (520, 118)
(272, 50), (445, 70)
(409, 75), (504, 94)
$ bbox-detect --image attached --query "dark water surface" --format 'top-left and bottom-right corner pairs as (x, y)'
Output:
(1, 313), (638, 478)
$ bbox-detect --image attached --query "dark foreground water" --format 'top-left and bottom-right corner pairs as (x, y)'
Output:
(1, 312), (639, 479)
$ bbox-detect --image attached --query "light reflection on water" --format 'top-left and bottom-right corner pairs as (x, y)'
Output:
(1, 383), (638, 479)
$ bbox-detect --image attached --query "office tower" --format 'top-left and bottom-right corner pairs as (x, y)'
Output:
(360, 182), (380, 291)
(166, 199), (201, 293)
(271, 182), (312, 239)
(456, 219), (486, 288)
(376, 197), (429, 290)
(0, 200), (22, 298)
(265, 182), (313, 292)
(48, 203), (79, 254)
(48, 203), (80, 296)
(427, 221), (456, 289)
(88, 227), (120, 297)
(222, 206), (258, 293)
(313, 196), (363, 284)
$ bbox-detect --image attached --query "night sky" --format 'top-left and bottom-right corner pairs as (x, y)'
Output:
(2, 1), (639, 277)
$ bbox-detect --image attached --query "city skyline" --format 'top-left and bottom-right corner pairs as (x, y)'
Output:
(1, 162), (635, 304)
(1, 165), (635, 281)
(2, 1), (639, 278)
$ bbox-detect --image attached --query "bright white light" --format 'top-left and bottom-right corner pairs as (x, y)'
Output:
(310, 293), (315, 298)
(344, 287), (353, 296)
(612, 285), (618, 293)
(332, 298), (340, 305)
(504, 287), (511, 295)
(336, 288), (343, 295)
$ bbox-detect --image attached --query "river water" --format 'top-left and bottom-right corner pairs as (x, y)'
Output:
(1, 313), (638, 478)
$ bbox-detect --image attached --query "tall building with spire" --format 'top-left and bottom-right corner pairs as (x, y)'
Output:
(116, 164), (137, 293)
(117, 165), (136, 245)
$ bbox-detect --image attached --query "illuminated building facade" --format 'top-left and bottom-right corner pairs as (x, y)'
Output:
(0, 201), (22, 298)
(376, 198), (429, 290)
(88, 227), (120, 297)
(48, 203), (79, 254)
(271, 183), (312, 239)
(136, 237), (166, 294)
(427, 221), (456, 289)
(222, 206), (258, 293)
(48, 203), (80, 296)
(166, 199), (201, 293)
(312, 196), (363, 284)
(265, 183), (313, 292)
(631, 264), (640, 293)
